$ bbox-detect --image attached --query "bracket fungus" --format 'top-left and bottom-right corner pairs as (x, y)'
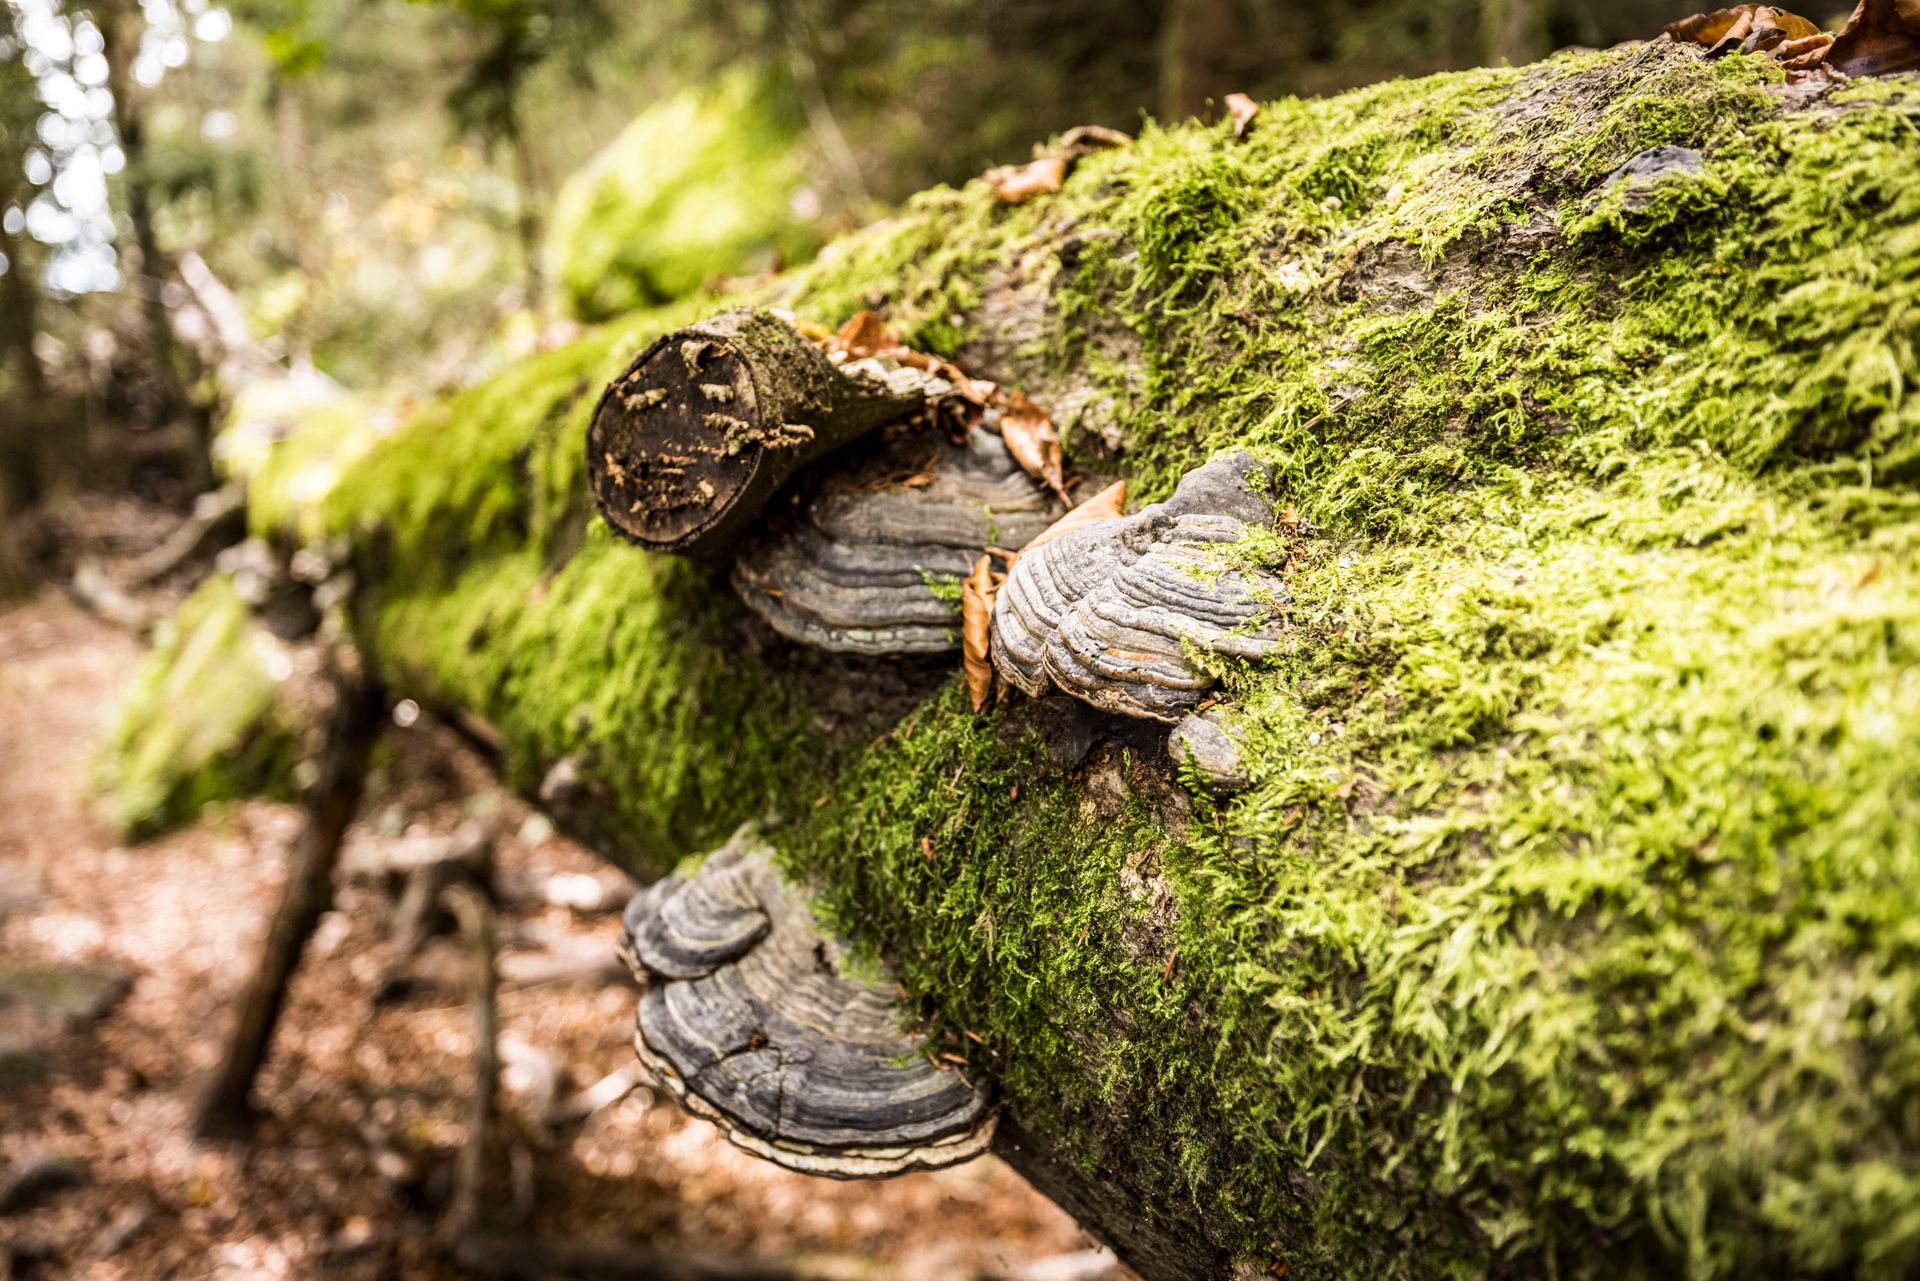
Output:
(990, 451), (1287, 722)
(618, 831), (996, 1177)
(730, 426), (1062, 655)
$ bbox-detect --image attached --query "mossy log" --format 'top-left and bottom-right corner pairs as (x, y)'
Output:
(200, 41), (1920, 1281)
(586, 308), (921, 557)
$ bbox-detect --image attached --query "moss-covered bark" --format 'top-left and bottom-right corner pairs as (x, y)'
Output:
(194, 42), (1920, 1280)
(96, 577), (298, 839)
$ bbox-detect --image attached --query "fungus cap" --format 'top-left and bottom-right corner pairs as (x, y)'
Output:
(991, 451), (1288, 722)
(731, 427), (1061, 654)
(619, 831), (996, 1177)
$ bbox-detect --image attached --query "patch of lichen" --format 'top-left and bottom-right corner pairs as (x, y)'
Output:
(95, 576), (298, 841)
(226, 40), (1920, 1279)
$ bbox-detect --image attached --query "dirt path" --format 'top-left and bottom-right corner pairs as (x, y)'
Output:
(0, 593), (1117, 1281)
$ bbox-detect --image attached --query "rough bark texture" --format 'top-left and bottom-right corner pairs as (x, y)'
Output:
(182, 42), (1920, 1281)
(586, 308), (921, 558)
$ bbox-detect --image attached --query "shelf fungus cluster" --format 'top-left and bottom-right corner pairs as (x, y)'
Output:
(618, 831), (996, 1177)
(990, 451), (1289, 723)
(586, 309), (1287, 723)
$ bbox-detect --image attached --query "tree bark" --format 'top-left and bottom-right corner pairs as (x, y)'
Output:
(584, 308), (921, 558)
(192, 669), (384, 1139)
(441, 881), (500, 1239)
(97, 0), (211, 489)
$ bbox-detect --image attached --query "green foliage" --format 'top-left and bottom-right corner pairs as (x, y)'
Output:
(95, 577), (298, 841)
(544, 71), (823, 320)
(227, 42), (1920, 1279)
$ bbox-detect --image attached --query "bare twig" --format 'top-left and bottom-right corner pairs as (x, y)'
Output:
(117, 482), (245, 588)
(441, 880), (500, 1240)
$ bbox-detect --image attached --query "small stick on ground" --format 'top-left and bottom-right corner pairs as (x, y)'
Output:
(441, 879), (500, 1240)
(191, 664), (384, 1140)
(372, 821), (498, 1002)
(117, 482), (246, 587)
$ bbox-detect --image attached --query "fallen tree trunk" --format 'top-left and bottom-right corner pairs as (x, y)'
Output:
(193, 40), (1920, 1281)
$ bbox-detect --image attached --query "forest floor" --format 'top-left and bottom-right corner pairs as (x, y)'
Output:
(0, 579), (1124, 1281)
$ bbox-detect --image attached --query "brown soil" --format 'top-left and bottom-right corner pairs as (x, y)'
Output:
(0, 592), (1123, 1281)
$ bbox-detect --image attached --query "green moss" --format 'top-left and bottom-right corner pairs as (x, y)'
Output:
(234, 42), (1920, 1279)
(95, 577), (298, 841)
(547, 71), (826, 322)
(358, 532), (833, 869)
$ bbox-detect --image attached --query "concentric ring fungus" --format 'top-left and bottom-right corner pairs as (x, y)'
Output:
(990, 451), (1287, 722)
(619, 830), (996, 1177)
(730, 426), (1062, 655)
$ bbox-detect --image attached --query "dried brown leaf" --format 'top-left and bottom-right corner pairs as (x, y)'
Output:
(1664, 5), (1834, 63)
(834, 310), (900, 359)
(962, 554), (996, 714)
(1019, 479), (1126, 554)
(984, 154), (1068, 204)
(1828, 0), (1920, 77)
(1766, 8), (1825, 39)
(1057, 124), (1133, 156)
(1225, 92), (1259, 139)
(998, 391), (1069, 503)
(1665, 6), (1754, 44)
(1777, 31), (1836, 60)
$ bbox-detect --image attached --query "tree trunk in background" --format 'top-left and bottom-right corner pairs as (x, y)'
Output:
(1, 221), (45, 404)
(1481, 0), (1549, 66)
(273, 74), (317, 369)
(499, 95), (545, 307)
(96, 0), (212, 489)
(1157, 0), (1250, 122)
(0, 221), (45, 595)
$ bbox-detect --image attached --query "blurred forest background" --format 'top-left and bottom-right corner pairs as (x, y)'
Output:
(0, 0), (1729, 591)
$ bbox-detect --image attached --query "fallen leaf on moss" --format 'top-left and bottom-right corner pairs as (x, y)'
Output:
(1225, 92), (1258, 139)
(962, 554), (997, 713)
(834, 310), (900, 359)
(998, 391), (1068, 503)
(1020, 480), (1126, 554)
(984, 155), (1068, 204)
(1827, 0), (1920, 77)
(1660, 1), (1917, 81)
(1664, 4), (1820, 50)
(1775, 32), (1835, 63)
(1057, 124), (1133, 156)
